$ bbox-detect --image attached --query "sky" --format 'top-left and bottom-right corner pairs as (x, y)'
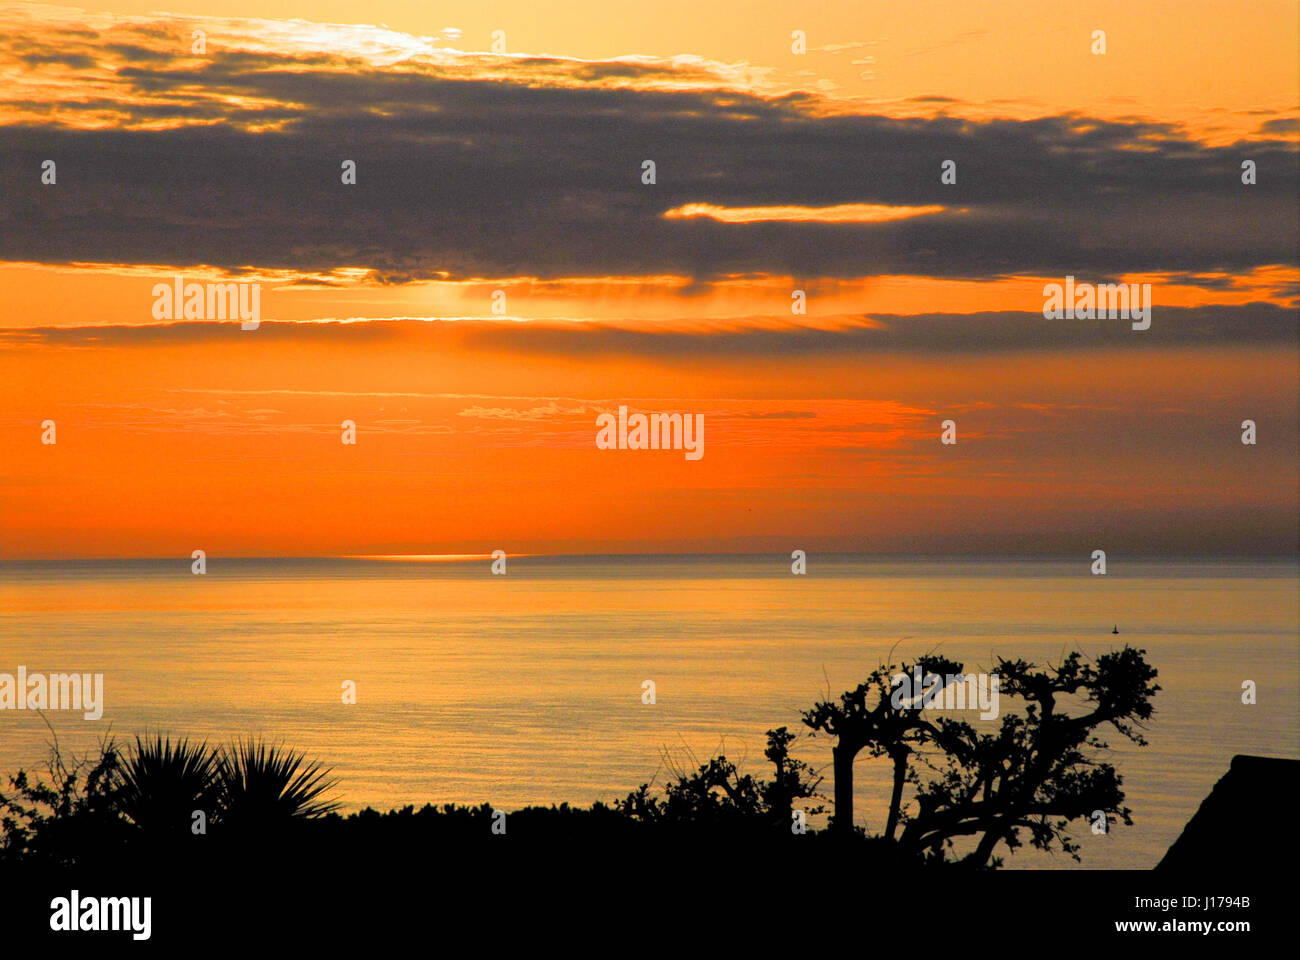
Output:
(0, 1), (1296, 558)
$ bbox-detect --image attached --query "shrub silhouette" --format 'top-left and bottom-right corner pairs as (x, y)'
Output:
(216, 737), (340, 832)
(615, 726), (823, 834)
(112, 734), (220, 839)
(0, 734), (126, 866)
(3, 732), (340, 863)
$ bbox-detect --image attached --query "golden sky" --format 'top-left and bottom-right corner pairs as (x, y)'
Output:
(0, 2), (1296, 557)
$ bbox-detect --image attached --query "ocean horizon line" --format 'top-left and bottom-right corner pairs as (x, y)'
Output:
(2, 552), (1296, 565)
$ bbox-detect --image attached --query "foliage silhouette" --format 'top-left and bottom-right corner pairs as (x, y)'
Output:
(0, 648), (1158, 870)
(802, 655), (962, 837)
(216, 737), (340, 831)
(615, 727), (823, 834)
(112, 734), (219, 839)
(803, 646), (1159, 865)
(0, 732), (126, 866)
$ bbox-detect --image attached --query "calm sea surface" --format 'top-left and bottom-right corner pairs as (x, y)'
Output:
(1, 556), (1296, 869)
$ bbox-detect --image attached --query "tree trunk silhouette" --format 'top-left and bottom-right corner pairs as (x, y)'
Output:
(832, 743), (856, 833)
(885, 749), (908, 840)
(968, 821), (1005, 866)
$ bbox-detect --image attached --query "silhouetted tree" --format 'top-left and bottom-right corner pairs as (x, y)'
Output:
(900, 648), (1159, 866)
(804, 647), (1158, 866)
(802, 655), (963, 836)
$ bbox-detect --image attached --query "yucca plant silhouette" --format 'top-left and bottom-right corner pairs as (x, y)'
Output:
(112, 735), (220, 837)
(217, 738), (339, 830)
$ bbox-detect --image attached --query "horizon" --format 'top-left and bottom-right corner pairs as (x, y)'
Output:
(3, 551), (1299, 563)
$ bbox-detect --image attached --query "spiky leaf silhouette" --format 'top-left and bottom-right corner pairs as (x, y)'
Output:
(217, 738), (339, 827)
(112, 735), (219, 836)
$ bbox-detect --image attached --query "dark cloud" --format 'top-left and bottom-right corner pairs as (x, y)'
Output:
(101, 43), (182, 64)
(0, 45), (1297, 281)
(16, 51), (95, 68)
(1259, 117), (1300, 135)
(5, 303), (1293, 357)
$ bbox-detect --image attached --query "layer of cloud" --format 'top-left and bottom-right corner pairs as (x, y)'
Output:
(0, 6), (1296, 284)
(4, 304), (1293, 356)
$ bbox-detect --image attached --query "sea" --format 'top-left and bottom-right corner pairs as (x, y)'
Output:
(1, 555), (1296, 869)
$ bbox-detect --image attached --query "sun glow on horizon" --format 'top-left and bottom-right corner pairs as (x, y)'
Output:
(345, 554), (525, 562)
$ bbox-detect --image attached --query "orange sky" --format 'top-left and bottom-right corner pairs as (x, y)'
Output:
(0, 2), (1296, 557)
(34, 0), (1300, 138)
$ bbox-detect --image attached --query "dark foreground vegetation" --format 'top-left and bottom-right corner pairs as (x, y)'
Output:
(3, 648), (1160, 875)
(0, 646), (1281, 944)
